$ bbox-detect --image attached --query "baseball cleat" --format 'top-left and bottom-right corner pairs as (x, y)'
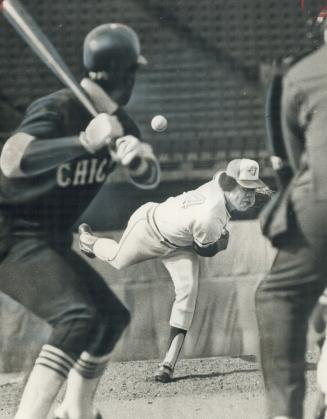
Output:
(79, 222), (93, 235)
(53, 415), (103, 419)
(78, 223), (97, 258)
(53, 408), (103, 419)
(154, 362), (174, 383)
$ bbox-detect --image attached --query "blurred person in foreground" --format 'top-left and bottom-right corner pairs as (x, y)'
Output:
(255, 5), (327, 419)
(311, 288), (327, 419)
(0, 23), (160, 419)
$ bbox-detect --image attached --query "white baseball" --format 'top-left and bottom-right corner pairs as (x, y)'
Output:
(151, 115), (167, 132)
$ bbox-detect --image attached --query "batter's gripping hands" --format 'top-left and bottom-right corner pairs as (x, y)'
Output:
(115, 135), (145, 167)
(78, 223), (98, 258)
(80, 113), (124, 154)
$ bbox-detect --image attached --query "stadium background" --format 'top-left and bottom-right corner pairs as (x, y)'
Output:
(0, 0), (318, 371)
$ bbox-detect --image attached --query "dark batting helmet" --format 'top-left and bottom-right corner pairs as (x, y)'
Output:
(83, 23), (147, 78)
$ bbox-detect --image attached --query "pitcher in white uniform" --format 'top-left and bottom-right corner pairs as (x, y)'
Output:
(78, 158), (266, 382)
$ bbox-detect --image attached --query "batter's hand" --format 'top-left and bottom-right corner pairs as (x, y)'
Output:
(115, 135), (146, 167)
(78, 223), (97, 258)
(80, 113), (124, 154)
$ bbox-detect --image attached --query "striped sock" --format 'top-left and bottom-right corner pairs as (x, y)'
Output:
(73, 352), (110, 379)
(35, 344), (75, 378)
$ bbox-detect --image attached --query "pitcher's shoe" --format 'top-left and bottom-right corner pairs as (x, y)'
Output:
(78, 223), (97, 258)
(54, 406), (103, 419)
(154, 362), (174, 383)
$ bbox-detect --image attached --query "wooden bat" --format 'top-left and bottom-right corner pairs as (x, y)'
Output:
(0, 0), (144, 169)
(0, 0), (118, 117)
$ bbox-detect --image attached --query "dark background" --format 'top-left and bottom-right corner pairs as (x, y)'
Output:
(0, 0), (320, 228)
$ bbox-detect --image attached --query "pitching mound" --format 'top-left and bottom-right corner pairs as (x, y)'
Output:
(0, 355), (319, 419)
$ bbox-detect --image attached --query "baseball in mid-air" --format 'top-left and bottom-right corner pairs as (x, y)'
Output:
(151, 115), (167, 132)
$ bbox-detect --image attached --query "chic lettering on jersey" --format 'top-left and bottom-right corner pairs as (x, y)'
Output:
(57, 158), (109, 187)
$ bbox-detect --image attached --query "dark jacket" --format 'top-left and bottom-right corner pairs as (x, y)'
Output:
(261, 44), (327, 244)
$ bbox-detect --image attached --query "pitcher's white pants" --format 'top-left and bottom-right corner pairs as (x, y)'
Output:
(317, 337), (327, 403)
(93, 202), (199, 330)
(161, 250), (199, 330)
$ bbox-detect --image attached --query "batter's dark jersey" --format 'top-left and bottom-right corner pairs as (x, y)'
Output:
(0, 88), (140, 236)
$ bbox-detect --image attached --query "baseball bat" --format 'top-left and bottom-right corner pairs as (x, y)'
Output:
(0, 0), (117, 117)
(0, 0), (143, 169)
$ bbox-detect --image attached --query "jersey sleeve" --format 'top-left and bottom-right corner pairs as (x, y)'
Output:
(0, 92), (92, 179)
(192, 216), (224, 248)
(16, 94), (65, 139)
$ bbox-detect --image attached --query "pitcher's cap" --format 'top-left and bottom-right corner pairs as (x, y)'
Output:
(225, 159), (265, 189)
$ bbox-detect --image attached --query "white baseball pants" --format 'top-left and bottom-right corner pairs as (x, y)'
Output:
(93, 202), (199, 330)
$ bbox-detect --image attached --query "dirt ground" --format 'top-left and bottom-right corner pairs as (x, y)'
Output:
(0, 355), (320, 419)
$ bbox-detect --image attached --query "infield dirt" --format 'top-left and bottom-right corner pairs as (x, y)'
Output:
(0, 355), (320, 419)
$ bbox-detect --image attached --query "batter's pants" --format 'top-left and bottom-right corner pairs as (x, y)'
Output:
(0, 235), (130, 360)
(94, 202), (200, 331)
(255, 188), (327, 419)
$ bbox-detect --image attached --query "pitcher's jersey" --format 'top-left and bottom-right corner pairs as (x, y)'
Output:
(154, 178), (230, 248)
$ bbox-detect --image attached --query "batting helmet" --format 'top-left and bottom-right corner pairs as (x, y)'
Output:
(83, 23), (147, 78)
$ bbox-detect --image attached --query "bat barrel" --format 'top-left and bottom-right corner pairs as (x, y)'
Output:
(2, 0), (98, 117)
(0, 0), (145, 170)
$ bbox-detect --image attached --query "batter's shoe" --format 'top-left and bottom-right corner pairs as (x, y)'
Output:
(154, 362), (174, 383)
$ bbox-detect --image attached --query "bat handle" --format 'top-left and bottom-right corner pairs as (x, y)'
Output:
(107, 140), (142, 171)
(107, 143), (118, 162)
(72, 85), (98, 117)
